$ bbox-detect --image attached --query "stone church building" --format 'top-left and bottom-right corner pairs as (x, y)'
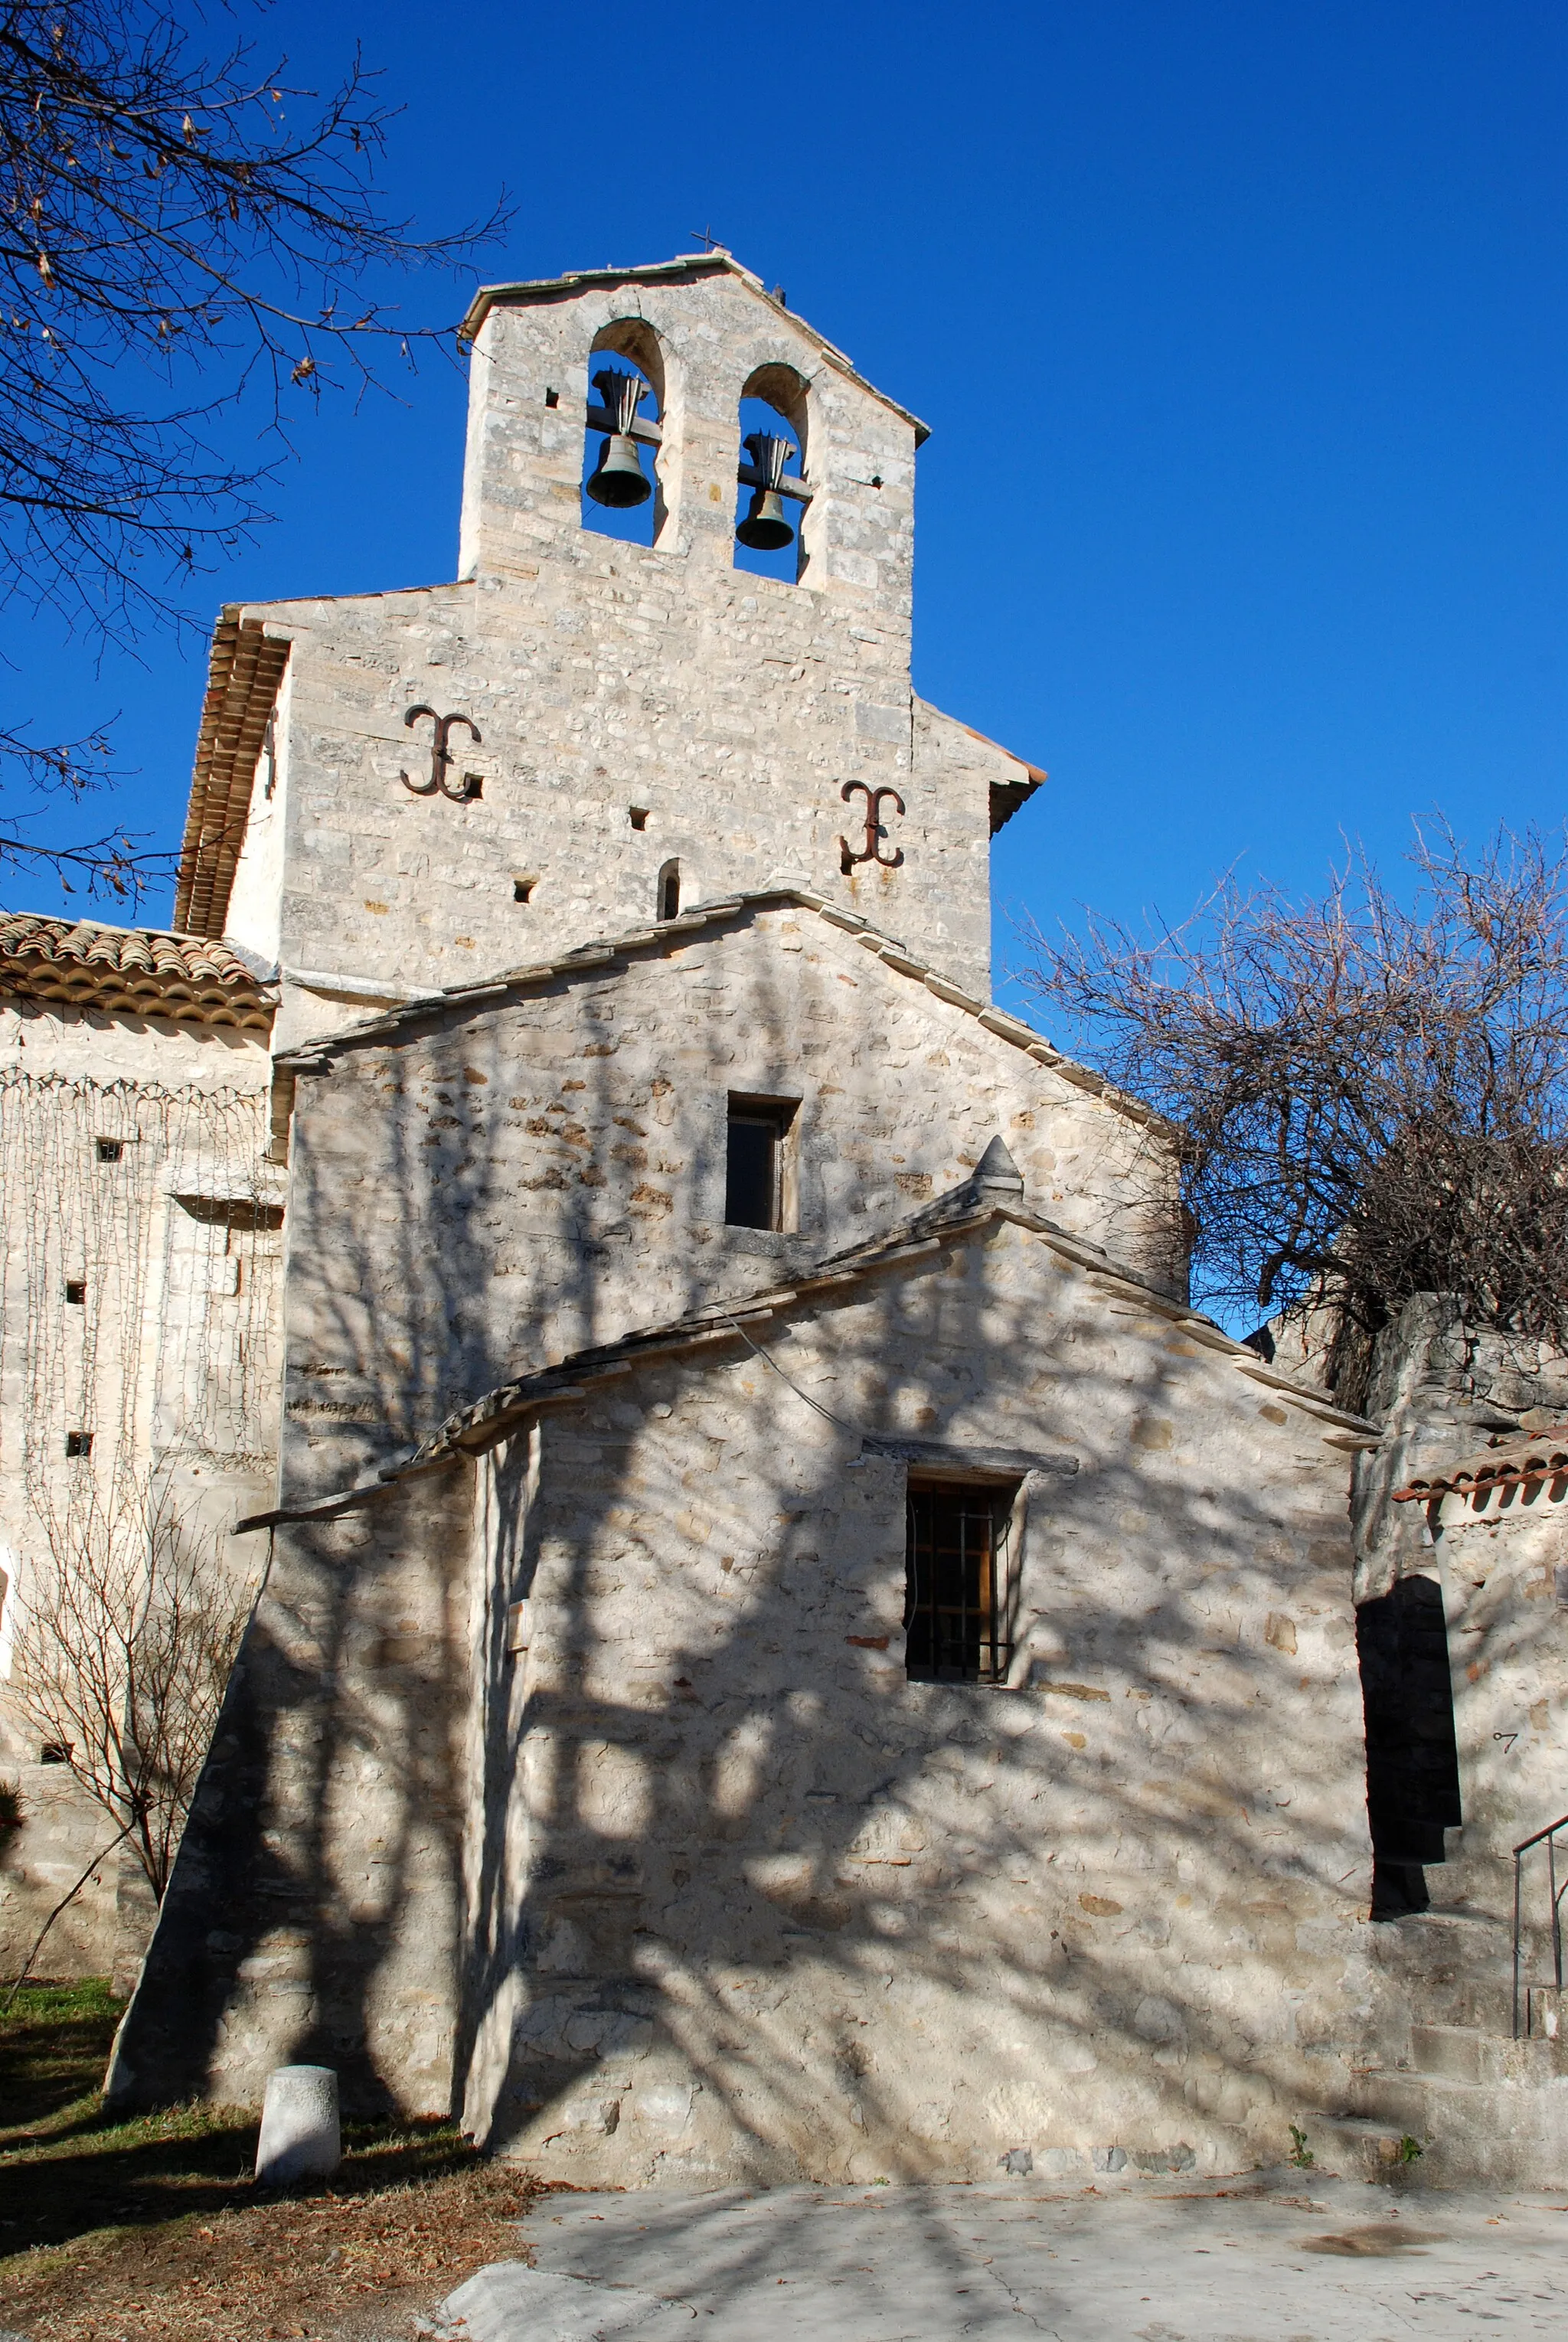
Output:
(3, 252), (1566, 2186)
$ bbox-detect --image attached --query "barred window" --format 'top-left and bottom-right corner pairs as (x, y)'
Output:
(905, 1480), (1016, 1684)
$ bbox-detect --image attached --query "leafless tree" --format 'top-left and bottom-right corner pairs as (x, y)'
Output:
(11, 1480), (254, 1901)
(2, 0), (508, 900)
(1018, 821), (1568, 1407)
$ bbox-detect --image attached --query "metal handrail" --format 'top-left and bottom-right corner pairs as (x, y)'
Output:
(1513, 1811), (1568, 2037)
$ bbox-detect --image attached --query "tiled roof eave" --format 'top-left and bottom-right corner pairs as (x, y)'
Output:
(1, 972), (273, 1033)
(172, 612), (292, 940)
(0, 913), (276, 1034)
(1396, 1462), (1568, 1504)
(1393, 1426), (1568, 1503)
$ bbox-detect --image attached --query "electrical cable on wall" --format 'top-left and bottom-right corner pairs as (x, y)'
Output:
(720, 1312), (871, 1462)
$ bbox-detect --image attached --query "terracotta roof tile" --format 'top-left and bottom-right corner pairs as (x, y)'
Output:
(173, 612), (291, 939)
(1393, 1426), (1568, 1504)
(0, 913), (275, 1033)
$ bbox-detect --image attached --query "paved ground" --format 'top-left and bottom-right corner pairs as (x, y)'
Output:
(438, 2170), (1568, 2339)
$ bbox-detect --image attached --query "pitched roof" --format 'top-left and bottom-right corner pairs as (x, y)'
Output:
(173, 611), (291, 939)
(1394, 1424), (1568, 1504)
(458, 252), (930, 444)
(237, 1156), (1374, 1533)
(0, 913), (275, 1033)
(276, 887), (1171, 1135)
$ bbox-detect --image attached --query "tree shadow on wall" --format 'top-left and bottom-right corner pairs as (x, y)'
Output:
(114, 926), (1365, 2195)
(451, 1256), (1367, 2210)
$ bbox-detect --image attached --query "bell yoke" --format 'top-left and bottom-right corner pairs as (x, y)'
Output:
(585, 364), (809, 555)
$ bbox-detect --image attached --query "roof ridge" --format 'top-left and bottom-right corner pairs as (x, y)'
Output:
(276, 889), (1171, 1137)
(235, 1181), (1371, 1534)
(457, 253), (930, 443)
(0, 909), (243, 949)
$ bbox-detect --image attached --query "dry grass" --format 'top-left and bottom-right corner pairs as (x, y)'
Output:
(0, 1980), (544, 2341)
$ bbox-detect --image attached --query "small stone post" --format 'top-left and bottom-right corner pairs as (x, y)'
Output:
(255, 2064), (341, 2184)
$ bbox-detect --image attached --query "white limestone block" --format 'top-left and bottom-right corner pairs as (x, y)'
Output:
(254, 2063), (340, 2184)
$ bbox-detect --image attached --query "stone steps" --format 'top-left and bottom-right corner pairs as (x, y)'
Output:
(1308, 2054), (1568, 2190)
(1408, 2020), (1568, 2086)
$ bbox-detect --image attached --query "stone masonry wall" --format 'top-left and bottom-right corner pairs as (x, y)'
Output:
(1425, 1483), (1568, 1934)
(1345, 1298), (1568, 2010)
(113, 1210), (1374, 2177)
(222, 268), (1024, 1021)
(461, 1219), (1373, 2183)
(106, 1471), (470, 2114)
(277, 906), (1181, 1504)
(0, 1001), (277, 1977)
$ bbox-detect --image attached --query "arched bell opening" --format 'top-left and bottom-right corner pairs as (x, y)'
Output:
(582, 320), (668, 547)
(733, 363), (811, 584)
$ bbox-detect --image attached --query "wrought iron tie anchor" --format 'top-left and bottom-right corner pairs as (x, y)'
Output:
(840, 779), (906, 873)
(400, 706), (483, 802)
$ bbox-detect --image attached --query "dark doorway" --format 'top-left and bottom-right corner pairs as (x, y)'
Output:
(1355, 1573), (1462, 1919)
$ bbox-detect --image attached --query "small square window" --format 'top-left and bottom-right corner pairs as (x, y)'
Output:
(544, 387), (560, 409)
(65, 1430), (92, 1458)
(64, 1280), (86, 1305)
(95, 1138), (122, 1164)
(905, 1481), (1017, 1684)
(629, 806), (649, 831)
(725, 1096), (798, 1231)
(513, 875), (538, 903)
(39, 1741), (73, 1765)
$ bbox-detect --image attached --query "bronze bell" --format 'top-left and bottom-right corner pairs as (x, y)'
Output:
(737, 431), (797, 550)
(586, 367), (652, 509)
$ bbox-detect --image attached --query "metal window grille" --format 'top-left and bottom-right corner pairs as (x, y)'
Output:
(905, 1482), (1014, 1683)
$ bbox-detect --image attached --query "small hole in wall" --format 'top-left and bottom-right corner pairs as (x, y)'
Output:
(629, 806), (649, 831)
(65, 1431), (92, 1458)
(95, 1138), (122, 1164)
(544, 387), (560, 408)
(513, 876), (538, 904)
(64, 1280), (86, 1305)
(40, 1742), (73, 1765)
(871, 475), (883, 488)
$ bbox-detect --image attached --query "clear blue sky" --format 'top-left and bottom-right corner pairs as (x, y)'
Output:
(10, 0), (1566, 1012)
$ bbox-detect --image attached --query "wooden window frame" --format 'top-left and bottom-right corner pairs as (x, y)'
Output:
(724, 1093), (799, 1233)
(904, 1473), (1021, 1685)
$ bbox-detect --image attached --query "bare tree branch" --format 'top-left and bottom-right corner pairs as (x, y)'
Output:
(11, 1480), (255, 1899)
(1, 0), (510, 897)
(1018, 820), (1568, 1405)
